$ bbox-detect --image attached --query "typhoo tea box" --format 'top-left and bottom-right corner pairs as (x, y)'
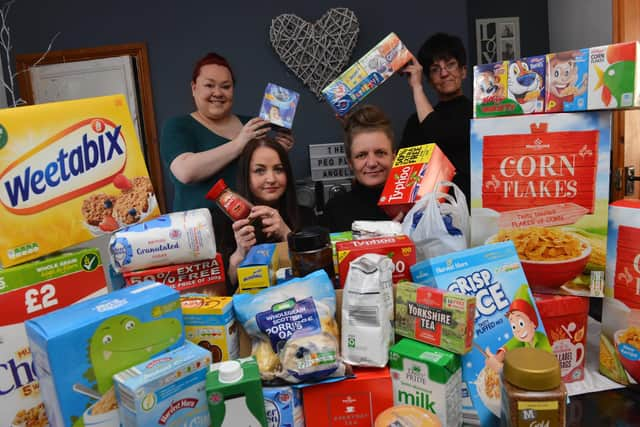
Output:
(470, 112), (611, 297)
(410, 242), (551, 427)
(0, 95), (160, 267)
(600, 200), (640, 385)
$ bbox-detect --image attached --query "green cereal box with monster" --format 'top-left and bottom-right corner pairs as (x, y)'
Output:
(25, 282), (185, 427)
(410, 241), (551, 427)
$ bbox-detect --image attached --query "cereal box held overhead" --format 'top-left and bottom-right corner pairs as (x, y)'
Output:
(0, 95), (160, 267)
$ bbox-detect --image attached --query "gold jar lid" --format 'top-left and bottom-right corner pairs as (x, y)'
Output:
(503, 347), (561, 391)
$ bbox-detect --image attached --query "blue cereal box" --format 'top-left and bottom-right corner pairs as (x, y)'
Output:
(507, 55), (545, 114)
(410, 242), (551, 427)
(545, 49), (589, 112)
(263, 386), (305, 427)
(25, 282), (185, 427)
(259, 83), (300, 130)
(113, 341), (211, 427)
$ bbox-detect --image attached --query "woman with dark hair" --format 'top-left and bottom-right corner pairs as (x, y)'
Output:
(321, 104), (398, 232)
(223, 137), (315, 289)
(160, 52), (295, 218)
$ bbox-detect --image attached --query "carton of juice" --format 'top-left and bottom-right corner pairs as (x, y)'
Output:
(0, 248), (108, 427)
(113, 341), (211, 427)
(378, 144), (456, 218)
(389, 339), (462, 427)
(0, 95), (160, 267)
(588, 41), (640, 109)
(180, 295), (239, 363)
(600, 200), (640, 385)
(25, 282), (184, 427)
(545, 49), (589, 112)
(206, 357), (267, 427)
(506, 55), (545, 114)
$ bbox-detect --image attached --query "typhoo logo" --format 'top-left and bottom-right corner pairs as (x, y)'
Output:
(0, 118), (127, 214)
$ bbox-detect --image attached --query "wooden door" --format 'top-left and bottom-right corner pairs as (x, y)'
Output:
(612, 0), (640, 200)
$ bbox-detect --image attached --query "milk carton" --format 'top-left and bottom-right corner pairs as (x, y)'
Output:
(113, 341), (211, 427)
(180, 295), (239, 363)
(263, 386), (305, 427)
(0, 248), (108, 427)
(389, 339), (462, 427)
(206, 357), (267, 427)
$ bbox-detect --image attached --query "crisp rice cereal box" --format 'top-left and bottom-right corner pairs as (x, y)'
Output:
(0, 95), (160, 267)
(0, 248), (108, 427)
(25, 282), (184, 427)
(411, 242), (551, 427)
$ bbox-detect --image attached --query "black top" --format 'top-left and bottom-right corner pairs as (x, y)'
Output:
(321, 181), (390, 232)
(399, 95), (472, 203)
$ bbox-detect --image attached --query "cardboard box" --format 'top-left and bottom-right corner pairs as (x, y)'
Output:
(259, 83), (300, 129)
(390, 339), (461, 427)
(410, 242), (551, 426)
(506, 56), (546, 114)
(237, 243), (279, 293)
(395, 281), (475, 354)
(322, 33), (412, 116)
(263, 386), (305, 427)
(336, 235), (415, 288)
(180, 295), (239, 363)
(0, 95), (160, 267)
(25, 282), (184, 427)
(470, 112), (611, 296)
(545, 49), (589, 112)
(473, 61), (516, 117)
(600, 200), (640, 385)
(588, 41), (640, 109)
(123, 254), (226, 295)
(302, 367), (393, 427)
(113, 342), (211, 426)
(378, 144), (456, 218)
(0, 248), (108, 427)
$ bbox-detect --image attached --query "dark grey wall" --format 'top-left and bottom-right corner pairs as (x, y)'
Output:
(11, 1), (547, 210)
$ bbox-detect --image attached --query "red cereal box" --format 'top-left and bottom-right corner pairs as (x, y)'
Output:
(336, 236), (416, 288)
(123, 254), (226, 295)
(534, 293), (589, 383)
(302, 367), (392, 427)
(378, 144), (455, 218)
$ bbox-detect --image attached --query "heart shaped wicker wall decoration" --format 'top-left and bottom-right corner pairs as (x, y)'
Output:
(269, 8), (359, 99)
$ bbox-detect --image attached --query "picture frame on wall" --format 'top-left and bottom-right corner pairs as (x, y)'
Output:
(475, 17), (520, 64)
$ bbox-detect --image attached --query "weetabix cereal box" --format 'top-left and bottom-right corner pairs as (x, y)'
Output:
(545, 49), (589, 112)
(322, 32), (412, 116)
(410, 242), (551, 427)
(473, 61), (516, 117)
(25, 282), (184, 427)
(470, 112), (611, 297)
(0, 248), (108, 427)
(600, 200), (640, 385)
(0, 95), (160, 267)
(506, 56), (546, 114)
(588, 41), (640, 110)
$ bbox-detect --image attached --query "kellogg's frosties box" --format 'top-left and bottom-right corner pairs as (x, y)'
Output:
(0, 95), (160, 267)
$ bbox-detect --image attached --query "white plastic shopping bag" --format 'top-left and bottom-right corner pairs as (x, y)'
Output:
(401, 181), (469, 261)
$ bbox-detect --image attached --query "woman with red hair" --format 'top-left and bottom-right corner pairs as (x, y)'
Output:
(161, 52), (295, 219)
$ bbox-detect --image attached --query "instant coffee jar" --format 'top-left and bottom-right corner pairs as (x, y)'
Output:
(287, 226), (333, 280)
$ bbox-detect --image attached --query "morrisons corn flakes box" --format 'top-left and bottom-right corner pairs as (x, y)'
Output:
(0, 95), (160, 267)
(25, 282), (184, 427)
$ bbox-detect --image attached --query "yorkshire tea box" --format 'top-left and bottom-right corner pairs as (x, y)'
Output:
(588, 41), (640, 110)
(395, 281), (475, 354)
(113, 341), (211, 427)
(180, 295), (239, 363)
(0, 248), (108, 427)
(25, 282), (184, 427)
(470, 112), (611, 296)
(322, 32), (412, 116)
(0, 95), (160, 267)
(237, 243), (279, 293)
(410, 242), (551, 427)
(506, 56), (546, 114)
(389, 339), (461, 427)
(600, 200), (640, 385)
(545, 49), (589, 112)
(378, 144), (456, 218)
(473, 61), (515, 117)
